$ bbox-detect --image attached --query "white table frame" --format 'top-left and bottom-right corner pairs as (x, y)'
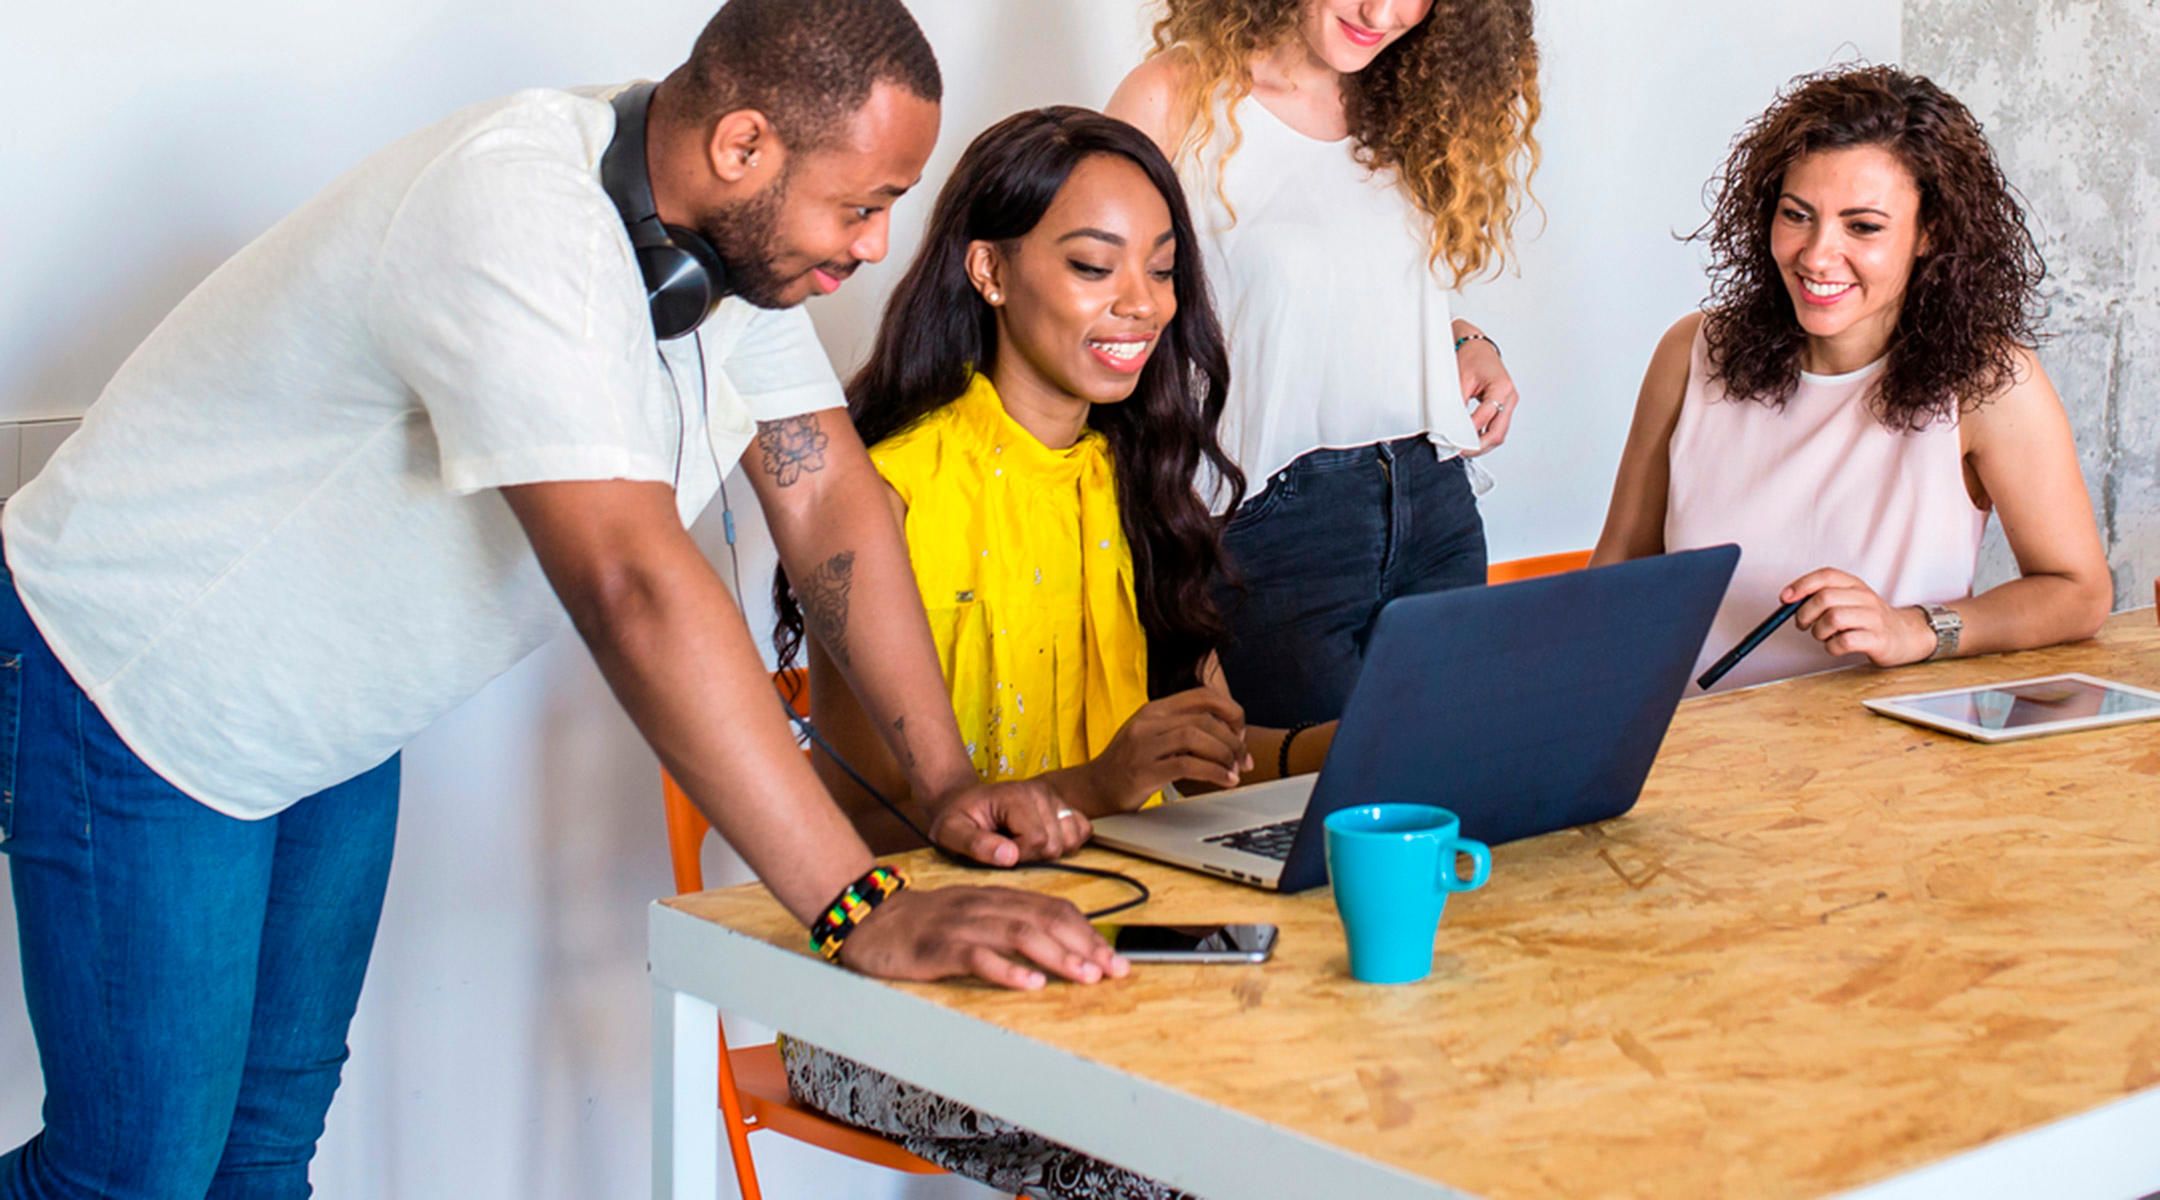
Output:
(649, 902), (1453, 1200)
(650, 900), (2160, 1199)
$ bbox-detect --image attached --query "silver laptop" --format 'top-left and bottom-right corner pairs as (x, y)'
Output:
(1089, 546), (1739, 892)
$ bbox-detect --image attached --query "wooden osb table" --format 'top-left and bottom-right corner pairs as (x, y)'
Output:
(650, 610), (2160, 1200)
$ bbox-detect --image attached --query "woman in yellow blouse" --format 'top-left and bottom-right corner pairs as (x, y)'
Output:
(771, 106), (1335, 1199)
(777, 106), (1334, 858)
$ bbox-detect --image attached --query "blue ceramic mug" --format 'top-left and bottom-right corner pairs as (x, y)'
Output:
(1323, 804), (1492, 984)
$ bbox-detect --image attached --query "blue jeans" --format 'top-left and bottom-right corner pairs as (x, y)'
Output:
(0, 553), (398, 1199)
(1215, 438), (1488, 727)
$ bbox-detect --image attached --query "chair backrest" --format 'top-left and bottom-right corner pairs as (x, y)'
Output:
(661, 668), (810, 897)
(1487, 550), (1592, 585)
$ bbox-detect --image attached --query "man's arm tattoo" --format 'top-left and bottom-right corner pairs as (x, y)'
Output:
(801, 550), (856, 670)
(892, 716), (918, 771)
(756, 414), (830, 487)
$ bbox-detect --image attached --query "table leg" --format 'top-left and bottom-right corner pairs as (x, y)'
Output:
(653, 979), (721, 1200)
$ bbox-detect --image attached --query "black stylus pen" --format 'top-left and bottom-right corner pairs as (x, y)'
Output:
(1696, 598), (1805, 690)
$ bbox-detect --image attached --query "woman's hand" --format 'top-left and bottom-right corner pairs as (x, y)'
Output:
(1785, 568), (1938, 666)
(1070, 688), (1251, 815)
(1457, 333), (1519, 454)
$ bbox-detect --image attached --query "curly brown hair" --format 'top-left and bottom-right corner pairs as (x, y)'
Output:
(1150, 0), (1540, 286)
(1696, 65), (2046, 431)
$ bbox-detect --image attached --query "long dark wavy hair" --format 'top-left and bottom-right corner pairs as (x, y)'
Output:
(1696, 65), (2046, 431)
(774, 106), (1245, 696)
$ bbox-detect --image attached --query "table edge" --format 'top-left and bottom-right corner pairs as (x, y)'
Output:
(649, 902), (1473, 1200)
(1831, 1083), (2160, 1200)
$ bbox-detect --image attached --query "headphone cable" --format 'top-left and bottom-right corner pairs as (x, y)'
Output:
(781, 698), (1151, 920)
(670, 334), (1151, 921)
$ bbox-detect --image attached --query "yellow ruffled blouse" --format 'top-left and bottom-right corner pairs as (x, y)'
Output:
(870, 374), (1150, 783)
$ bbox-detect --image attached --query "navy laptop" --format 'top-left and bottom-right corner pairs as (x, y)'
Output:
(1089, 544), (1740, 892)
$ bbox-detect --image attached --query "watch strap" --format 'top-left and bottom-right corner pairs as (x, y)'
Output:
(1920, 603), (1962, 661)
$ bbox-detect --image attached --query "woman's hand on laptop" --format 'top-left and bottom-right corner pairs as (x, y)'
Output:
(1056, 689), (1252, 815)
(841, 885), (1129, 990)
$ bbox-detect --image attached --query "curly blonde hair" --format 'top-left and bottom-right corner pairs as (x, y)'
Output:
(1151, 0), (1540, 286)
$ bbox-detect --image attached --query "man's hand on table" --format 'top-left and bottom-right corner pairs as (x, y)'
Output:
(856, 769), (1118, 991)
(840, 885), (1130, 990)
(927, 777), (1092, 866)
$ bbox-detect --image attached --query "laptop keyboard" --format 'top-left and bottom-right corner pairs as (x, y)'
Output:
(1205, 818), (1302, 861)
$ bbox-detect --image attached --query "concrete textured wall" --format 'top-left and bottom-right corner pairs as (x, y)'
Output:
(1905, 0), (2160, 610)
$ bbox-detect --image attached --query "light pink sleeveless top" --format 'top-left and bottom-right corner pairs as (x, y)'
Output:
(1665, 324), (1987, 693)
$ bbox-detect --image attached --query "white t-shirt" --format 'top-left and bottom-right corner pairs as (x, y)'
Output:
(1180, 96), (1487, 511)
(0, 85), (842, 818)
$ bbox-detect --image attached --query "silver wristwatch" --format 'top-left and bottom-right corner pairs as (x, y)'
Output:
(1919, 603), (1962, 661)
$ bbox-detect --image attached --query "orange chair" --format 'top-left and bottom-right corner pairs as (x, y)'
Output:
(661, 668), (950, 1200)
(1487, 549), (1592, 585)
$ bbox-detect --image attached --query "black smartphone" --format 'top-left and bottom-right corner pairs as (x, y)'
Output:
(1094, 923), (1279, 963)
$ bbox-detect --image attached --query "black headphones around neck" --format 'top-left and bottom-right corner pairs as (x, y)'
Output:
(602, 81), (730, 340)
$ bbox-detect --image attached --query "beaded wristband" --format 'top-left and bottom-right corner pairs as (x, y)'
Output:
(1277, 721), (1318, 781)
(810, 865), (908, 962)
(1453, 331), (1501, 358)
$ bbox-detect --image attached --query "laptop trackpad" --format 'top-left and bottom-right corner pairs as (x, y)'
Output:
(1154, 775), (1314, 830)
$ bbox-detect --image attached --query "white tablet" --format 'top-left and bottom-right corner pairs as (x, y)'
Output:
(1863, 672), (2160, 743)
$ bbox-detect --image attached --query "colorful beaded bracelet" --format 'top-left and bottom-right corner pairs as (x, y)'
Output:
(809, 865), (908, 962)
(1453, 330), (1502, 358)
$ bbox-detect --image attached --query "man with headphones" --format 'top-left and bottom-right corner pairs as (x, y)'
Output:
(0, 0), (1123, 1193)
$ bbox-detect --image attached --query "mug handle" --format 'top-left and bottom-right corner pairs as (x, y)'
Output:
(1439, 838), (1491, 892)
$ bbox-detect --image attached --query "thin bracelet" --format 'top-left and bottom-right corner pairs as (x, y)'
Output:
(1454, 331), (1501, 358)
(1277, 721), (1318, 780)
(809, 865), (908, 962)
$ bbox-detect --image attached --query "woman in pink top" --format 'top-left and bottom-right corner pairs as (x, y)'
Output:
(1593, 66), (2110, 692)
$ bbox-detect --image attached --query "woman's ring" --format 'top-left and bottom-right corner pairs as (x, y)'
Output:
(1055, 807), (1076, 821)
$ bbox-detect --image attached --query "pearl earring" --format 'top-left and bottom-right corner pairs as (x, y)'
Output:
(987, 290), (1003, 304)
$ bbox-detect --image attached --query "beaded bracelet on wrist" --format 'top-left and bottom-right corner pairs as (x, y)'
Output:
(809, 865), (908, 962)
(1277, 721), (1318, 780)
(1453, 330), (1501, 358)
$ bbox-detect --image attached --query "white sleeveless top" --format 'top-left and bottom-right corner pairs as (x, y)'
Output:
(1180, 95), (1484, 512)
(1665, 325), (1987, 693)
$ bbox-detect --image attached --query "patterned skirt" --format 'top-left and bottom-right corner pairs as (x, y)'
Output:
(781, 1039), (1200, 1200)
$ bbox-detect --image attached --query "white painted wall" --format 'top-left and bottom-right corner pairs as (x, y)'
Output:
(0, 3), (1896, 1197)
(1465, 6), (1902, 559)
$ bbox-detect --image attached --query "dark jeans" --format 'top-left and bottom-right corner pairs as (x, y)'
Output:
(0, 549), (398, 1199)
(1215, 437), (1487, 727)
